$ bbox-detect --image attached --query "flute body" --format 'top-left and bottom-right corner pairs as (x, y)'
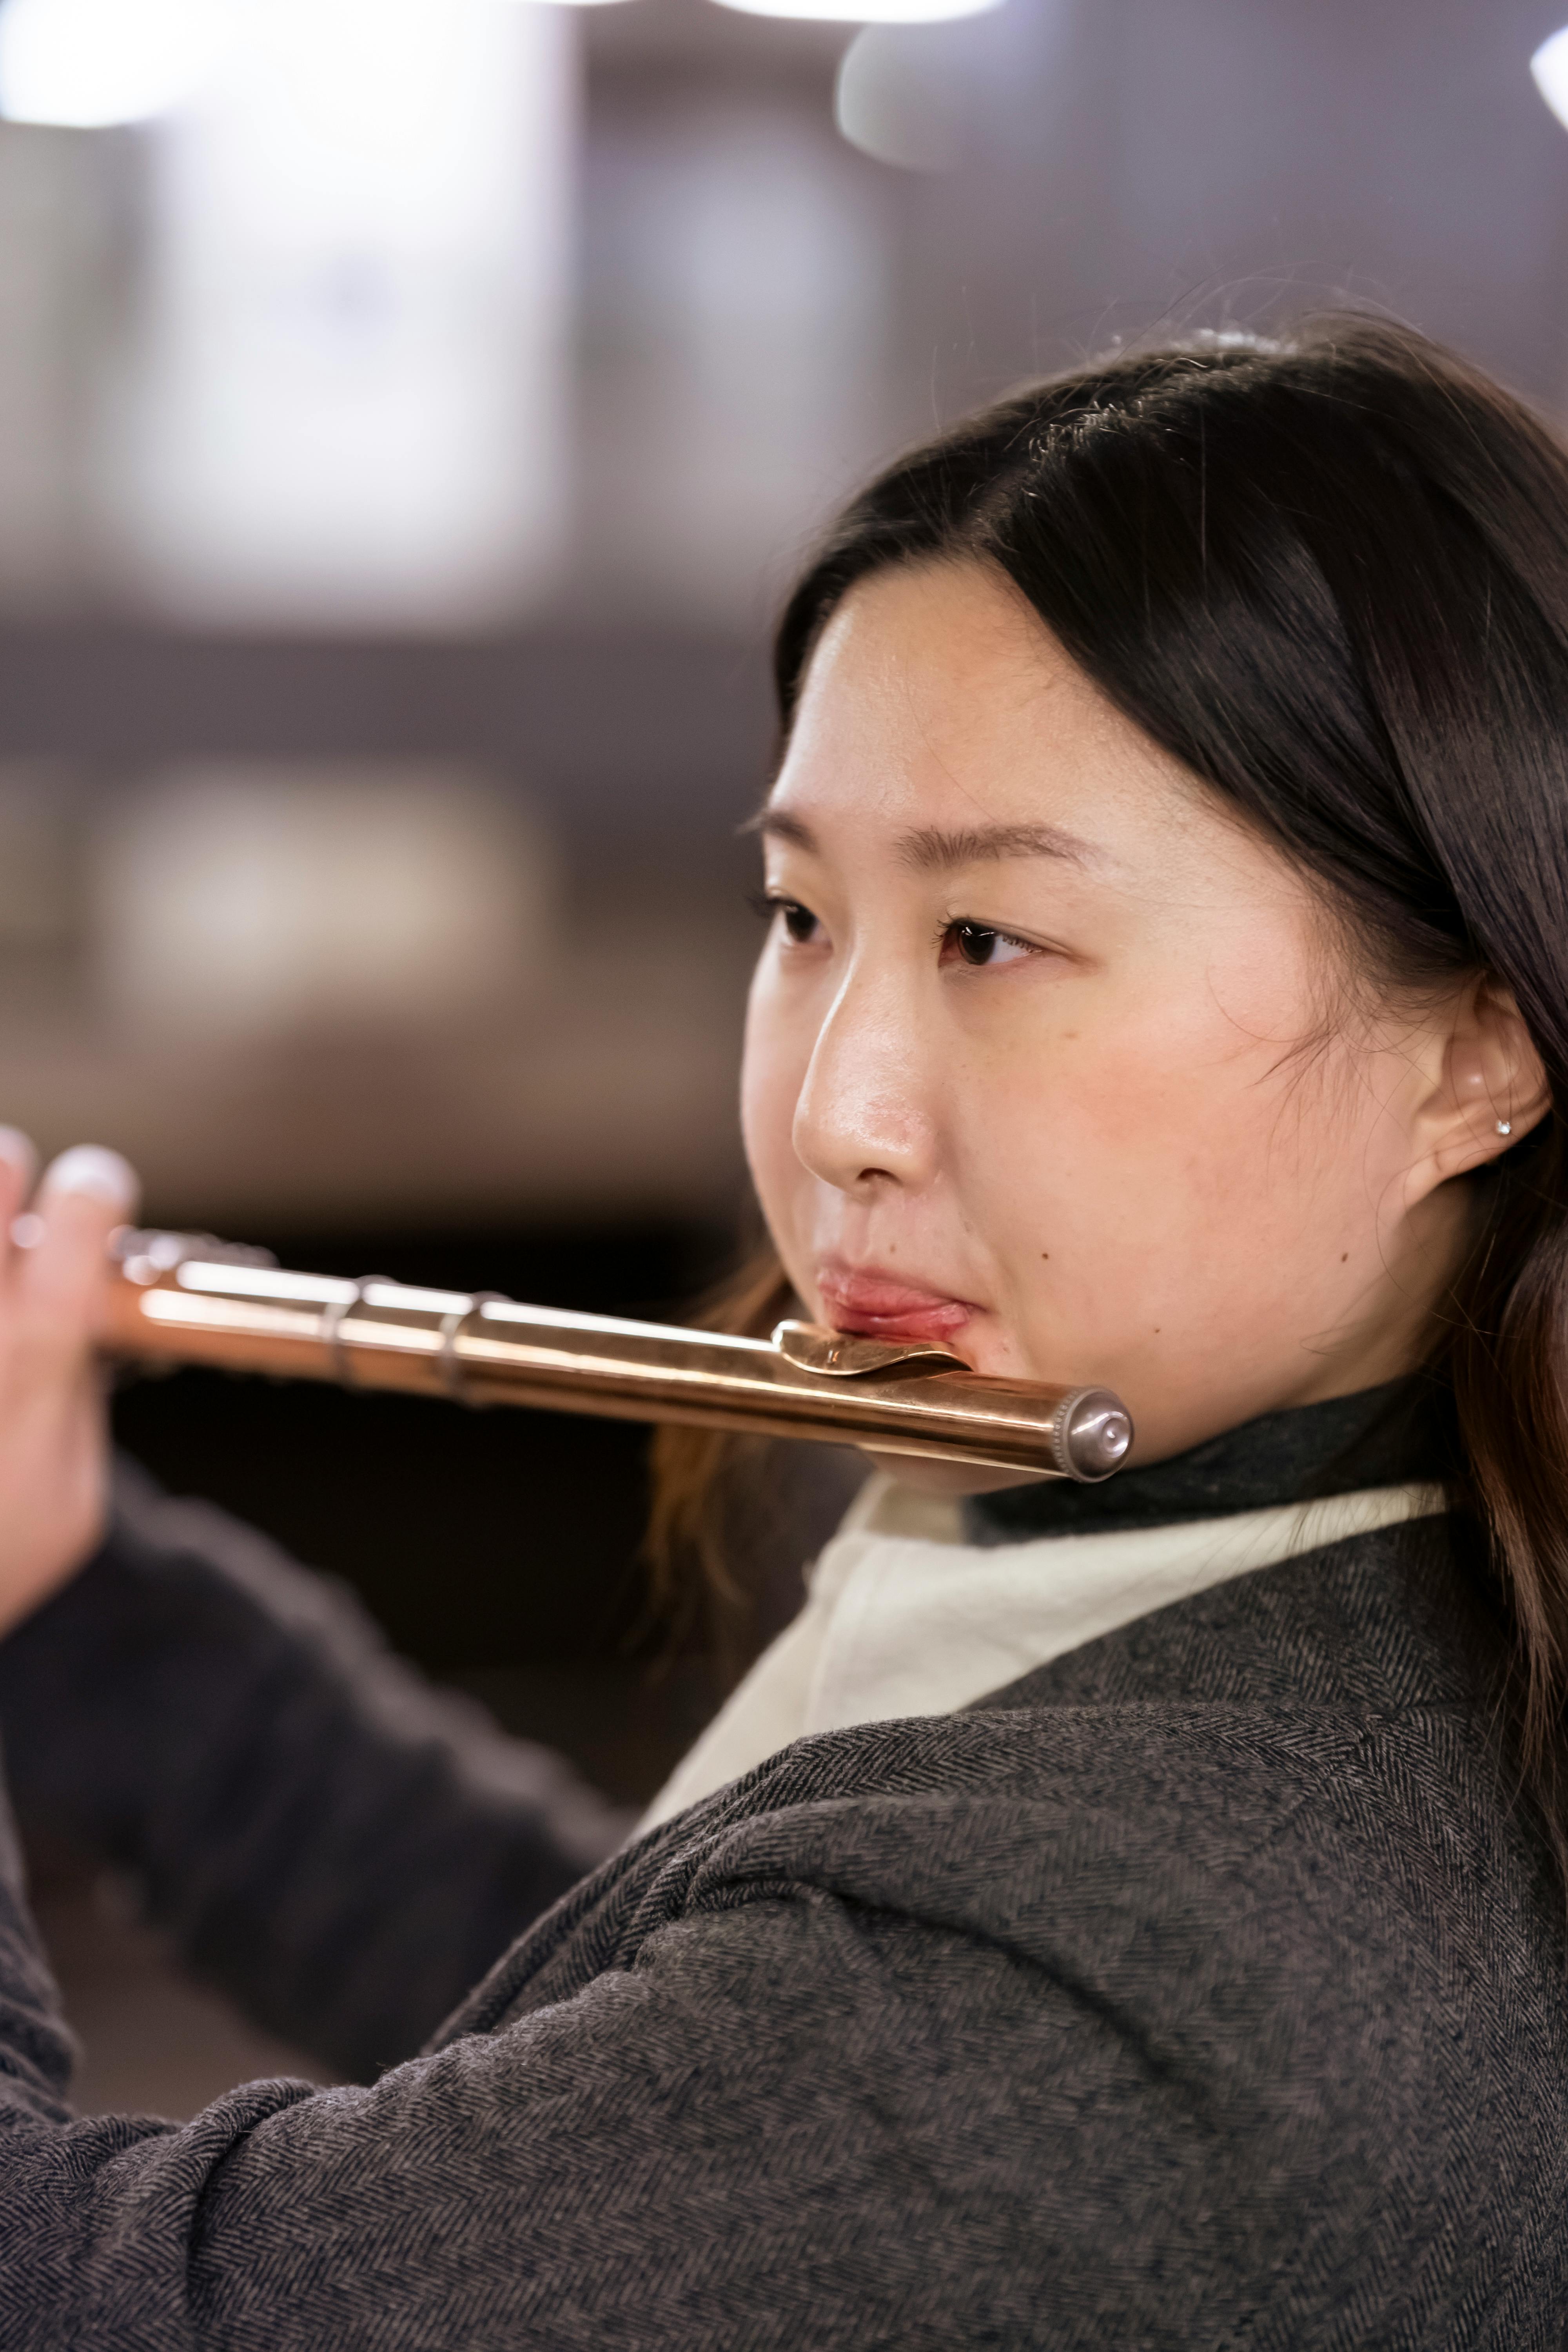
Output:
(103, 1234), (1133, 1483)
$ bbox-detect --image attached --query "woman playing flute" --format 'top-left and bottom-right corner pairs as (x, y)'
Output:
(0, 316), (1563, 2348)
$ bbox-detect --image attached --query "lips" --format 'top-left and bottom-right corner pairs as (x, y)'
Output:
(816, 1263), (976, 1345)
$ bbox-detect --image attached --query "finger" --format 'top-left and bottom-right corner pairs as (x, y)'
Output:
(22, 1145), (141, 1338)
(0, 1129), (36, 1280)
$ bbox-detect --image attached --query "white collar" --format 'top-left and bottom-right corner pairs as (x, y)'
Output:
(638, 1472), (1446, 1833)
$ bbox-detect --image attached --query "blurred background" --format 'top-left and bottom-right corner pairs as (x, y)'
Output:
(5, 0), (1568, 2110)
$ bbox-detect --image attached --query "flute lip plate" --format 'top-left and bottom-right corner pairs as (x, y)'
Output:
(771, 1319), (969, 1378)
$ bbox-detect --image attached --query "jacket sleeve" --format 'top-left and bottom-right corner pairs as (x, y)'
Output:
(0, 1458), (632, 2080)
(0, 1764), (1517, 2352)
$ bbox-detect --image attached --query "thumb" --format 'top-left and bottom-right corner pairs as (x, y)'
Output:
(21, 1146), (141, 1336)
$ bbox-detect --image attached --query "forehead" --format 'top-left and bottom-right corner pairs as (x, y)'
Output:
(770, 559), (1203, 861)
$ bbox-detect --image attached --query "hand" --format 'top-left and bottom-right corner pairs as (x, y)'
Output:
(0, 1133), (139, 1641)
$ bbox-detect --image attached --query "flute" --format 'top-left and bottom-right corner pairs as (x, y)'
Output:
(102, 1231), (1133, 1483)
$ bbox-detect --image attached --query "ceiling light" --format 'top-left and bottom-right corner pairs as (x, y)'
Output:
(1531, 27), (1568, 130)
(713, 0), (998, 27)
(836, 25), (965, 168)
(0, 0), (230, 128)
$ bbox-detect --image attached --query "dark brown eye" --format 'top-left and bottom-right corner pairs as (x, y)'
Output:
(953, 922), (1000, 965)
(748, 892), (823, 946)
(945, 920), (1035, 969)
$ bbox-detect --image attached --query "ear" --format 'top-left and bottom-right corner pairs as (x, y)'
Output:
(1403, 975), (1551, 1204)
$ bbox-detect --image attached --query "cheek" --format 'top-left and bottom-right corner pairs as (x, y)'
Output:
(740, 965), (812, 1238)
(955, 978), (1363, 1329)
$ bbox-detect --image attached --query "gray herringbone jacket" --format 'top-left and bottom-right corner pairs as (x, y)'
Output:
(0, 1416), (1564, 2348)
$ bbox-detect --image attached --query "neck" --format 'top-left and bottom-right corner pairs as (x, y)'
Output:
(1281, 1173), (1474, 1414)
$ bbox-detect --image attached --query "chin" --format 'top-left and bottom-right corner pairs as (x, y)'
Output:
(858, 1449), (1053, 1498)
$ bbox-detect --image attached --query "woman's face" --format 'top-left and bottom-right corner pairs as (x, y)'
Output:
(741, 559), (1483, 1472)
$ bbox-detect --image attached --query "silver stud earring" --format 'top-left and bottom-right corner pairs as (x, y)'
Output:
(1496, 1119), (1513, 1137)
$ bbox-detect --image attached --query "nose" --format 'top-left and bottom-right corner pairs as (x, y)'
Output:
(791, 957), (937, 1197)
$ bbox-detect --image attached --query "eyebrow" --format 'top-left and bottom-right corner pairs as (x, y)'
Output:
(751, 808), (1103, 873)
(894, 822), (1102, 874)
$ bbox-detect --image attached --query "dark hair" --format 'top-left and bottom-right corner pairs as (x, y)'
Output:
(652, 317), (1568, 1838)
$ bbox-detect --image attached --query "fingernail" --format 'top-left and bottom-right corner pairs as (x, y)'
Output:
(0, 1127), (36, 1185)
(42, 1145), (141, 1215)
